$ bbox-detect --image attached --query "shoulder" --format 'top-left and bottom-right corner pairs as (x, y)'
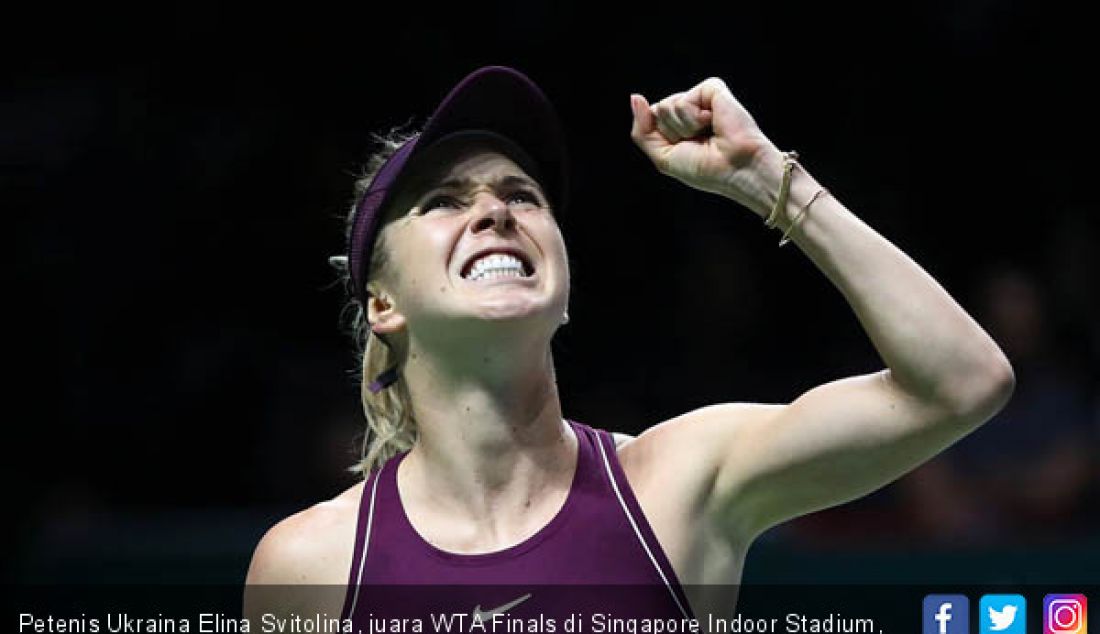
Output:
(619, 402), (775, 459)
(611, 431), (634, 449)
(243, 483), (365, 619)
(614, 403), (778, 498)
(566, 419), (636, 450)
(245, 482), (364, 586)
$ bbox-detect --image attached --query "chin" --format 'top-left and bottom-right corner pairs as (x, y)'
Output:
(476, 305), (548, 324)
(468, 301), (559, 332)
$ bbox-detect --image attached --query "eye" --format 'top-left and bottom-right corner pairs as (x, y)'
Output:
(422, 194), (463, 212)
(506, 189), (543, 207)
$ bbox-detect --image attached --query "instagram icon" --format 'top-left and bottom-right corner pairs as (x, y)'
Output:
(1045, 594), (1087, 634)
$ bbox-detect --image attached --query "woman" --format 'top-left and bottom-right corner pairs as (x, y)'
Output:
(244, 66), (1014, 623)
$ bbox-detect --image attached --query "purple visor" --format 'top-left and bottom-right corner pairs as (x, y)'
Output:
(347, 66), (569, 313)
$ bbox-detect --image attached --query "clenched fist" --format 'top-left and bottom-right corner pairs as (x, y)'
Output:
(630, 77), (781, 216)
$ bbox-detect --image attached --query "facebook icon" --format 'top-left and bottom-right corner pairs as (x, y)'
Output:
(924, 595), (971, 634)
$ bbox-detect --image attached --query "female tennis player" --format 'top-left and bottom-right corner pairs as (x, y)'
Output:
(244, 66), (1014, 623)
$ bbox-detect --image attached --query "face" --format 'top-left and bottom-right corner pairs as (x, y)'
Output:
(367, 143), (570, 343)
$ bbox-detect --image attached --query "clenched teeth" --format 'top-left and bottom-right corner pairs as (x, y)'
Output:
(464, 253), (530, 281)
(468, 268), (525, 282)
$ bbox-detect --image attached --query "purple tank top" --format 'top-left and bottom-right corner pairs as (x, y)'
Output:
(340, 420), (694, 623)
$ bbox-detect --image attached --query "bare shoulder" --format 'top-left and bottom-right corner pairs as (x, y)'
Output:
(616, 403), (778, 501)
(617, 403), (775, 463)
(245, 482), (364, 586)
(608, 404), (778, 584)
(611, 431), (635, 449)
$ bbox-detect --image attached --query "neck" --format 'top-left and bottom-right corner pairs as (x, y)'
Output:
(398, 328), (574, 518)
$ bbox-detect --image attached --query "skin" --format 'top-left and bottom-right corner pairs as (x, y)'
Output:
(245, 79), (1015, 619)
(363, 141), (578, 555)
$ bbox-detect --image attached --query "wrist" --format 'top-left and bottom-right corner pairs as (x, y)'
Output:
(719, 144), (787, 217)
(724, 146), (823, 224)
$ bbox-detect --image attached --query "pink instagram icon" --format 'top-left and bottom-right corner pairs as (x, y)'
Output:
(1045, 594), (1088, 634)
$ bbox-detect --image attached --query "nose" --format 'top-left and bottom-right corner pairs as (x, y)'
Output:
(469, 193), (516, 234)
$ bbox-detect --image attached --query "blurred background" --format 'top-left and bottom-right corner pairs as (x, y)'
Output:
(7, 1), (1097, 584)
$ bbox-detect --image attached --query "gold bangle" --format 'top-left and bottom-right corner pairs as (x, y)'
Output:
(778, 187), (829, 247)
(764, 151), (800, 229)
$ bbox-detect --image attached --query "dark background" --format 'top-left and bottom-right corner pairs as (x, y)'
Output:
(8, 2), (1097, 583)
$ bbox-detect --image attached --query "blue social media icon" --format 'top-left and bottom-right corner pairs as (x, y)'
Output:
(925, 595), (971, 634)
(981, 595), (1026, 634)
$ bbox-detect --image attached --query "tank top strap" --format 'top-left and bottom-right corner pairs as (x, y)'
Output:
(340, 459), (388, 621)
(576, 421), (695, 619)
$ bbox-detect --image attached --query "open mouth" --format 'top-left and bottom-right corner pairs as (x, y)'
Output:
(460, 249), (534, 282)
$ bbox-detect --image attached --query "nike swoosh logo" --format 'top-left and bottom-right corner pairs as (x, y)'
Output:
(472, 593), (532, 621)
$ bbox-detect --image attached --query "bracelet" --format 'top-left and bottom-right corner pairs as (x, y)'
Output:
(764, 151), (800, 229)
(778, 187), (830, 247)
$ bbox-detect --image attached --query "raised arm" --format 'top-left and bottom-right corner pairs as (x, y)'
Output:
(629, 78), (1014, 543)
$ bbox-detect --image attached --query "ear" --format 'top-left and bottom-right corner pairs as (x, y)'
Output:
(365, 286), (407, 335)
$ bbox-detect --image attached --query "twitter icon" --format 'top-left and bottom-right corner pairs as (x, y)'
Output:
(981, 595), (1026, 634)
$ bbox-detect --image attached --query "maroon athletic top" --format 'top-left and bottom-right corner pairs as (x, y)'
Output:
(341, 420), (694, 622)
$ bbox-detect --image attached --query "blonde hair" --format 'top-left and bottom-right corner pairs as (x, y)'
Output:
(337, 126), (421, 478)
